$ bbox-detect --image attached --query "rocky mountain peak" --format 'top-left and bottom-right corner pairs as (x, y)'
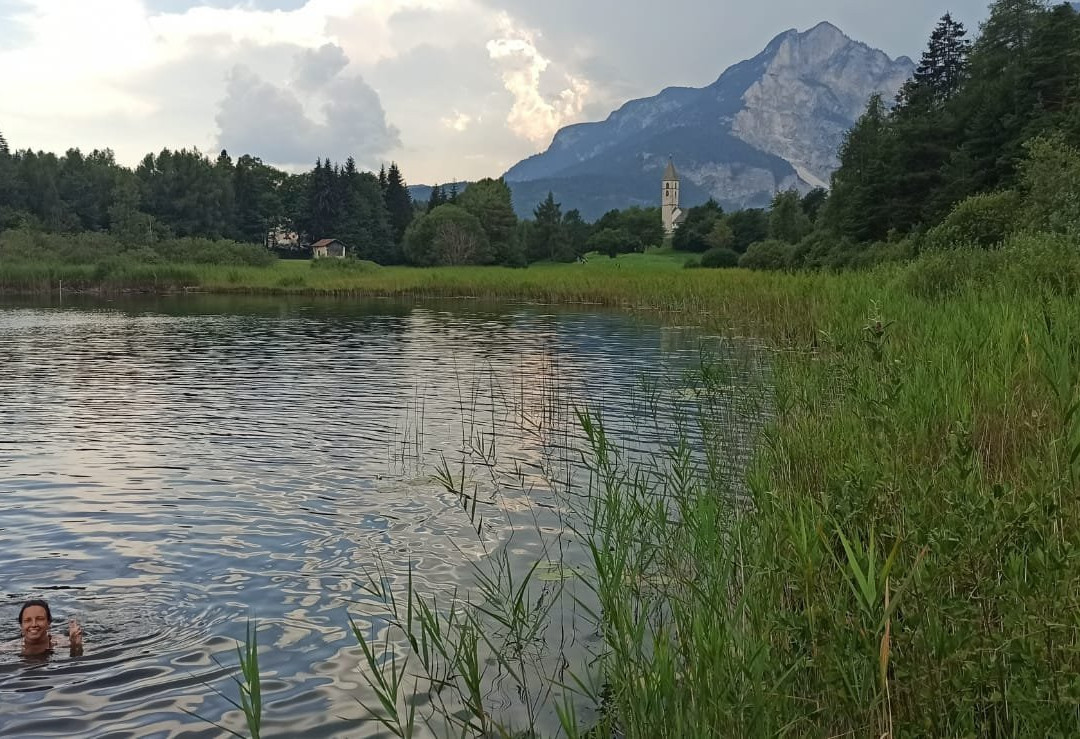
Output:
(732, 23), (913, 188)
(502, 22), (915, 219)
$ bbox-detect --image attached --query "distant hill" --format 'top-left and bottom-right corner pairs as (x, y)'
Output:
(502, 22), (914, 220)
(407, 182), (470, 204)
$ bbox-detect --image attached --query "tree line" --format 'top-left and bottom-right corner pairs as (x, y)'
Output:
(0, 132), (669, 268)
(0, 143), (424, 263)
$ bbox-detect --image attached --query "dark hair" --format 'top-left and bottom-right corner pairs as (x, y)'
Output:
(18, 599), (52, 625)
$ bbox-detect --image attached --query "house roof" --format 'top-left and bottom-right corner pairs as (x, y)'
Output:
(662, 160), (679, 182)
(311, 238), (342, 248)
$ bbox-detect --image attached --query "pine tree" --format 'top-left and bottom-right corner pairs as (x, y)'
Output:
(896, 13), (972, 113)
(427, 184), (445, 211)
(821, 94), (894, 242)
(0, 129), (8, 156)
(888, 13), (973, 229)
(383, 162), (413, 245)
(942, 0), (1051, 199)
(768, 189), (812, 244)
(307, 158), (339, 240)
(528, 191), (567, 262)
(1021, 4), (1080, 130)
(336, 156), (395, 262)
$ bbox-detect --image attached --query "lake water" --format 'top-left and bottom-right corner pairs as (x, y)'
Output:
(0, 295), (764, 738)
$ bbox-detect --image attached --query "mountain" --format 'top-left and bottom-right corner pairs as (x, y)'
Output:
(407, 181), (470, 204)
(503, 22), (914, 220)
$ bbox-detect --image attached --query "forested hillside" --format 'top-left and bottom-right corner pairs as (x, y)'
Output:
(665, 1), (1080, 273)
(817, 1), (1080, 256)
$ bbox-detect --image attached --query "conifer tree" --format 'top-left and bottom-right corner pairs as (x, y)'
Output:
(821, 94), (894, 242)
(942, 0), (1047, 197)
(528, 191), (568, 262)
(0, 129), (8, 156)
(427, 183), (445, 211)
(382, 162), (413, 245)
(889, 13), (973, 229)
(895, 13), (972, 113)
(337, 156), (396, 262)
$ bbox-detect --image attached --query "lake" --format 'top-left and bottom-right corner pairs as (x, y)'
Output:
(0, 294), (764, 738)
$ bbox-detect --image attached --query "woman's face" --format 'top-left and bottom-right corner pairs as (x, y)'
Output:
(20, 605), (50, 645)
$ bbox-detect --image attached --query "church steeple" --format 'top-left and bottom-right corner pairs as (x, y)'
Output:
(663, 159), (678, 183)
(661, 158), (682, 235)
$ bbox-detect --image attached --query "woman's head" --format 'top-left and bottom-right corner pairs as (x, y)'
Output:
(18, 599), (52, 626)
(18, 599), (52, 646)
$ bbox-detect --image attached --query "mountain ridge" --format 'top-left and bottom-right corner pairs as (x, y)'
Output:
(501, 21), (914, 219)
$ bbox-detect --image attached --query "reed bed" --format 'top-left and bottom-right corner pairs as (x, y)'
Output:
(338, 253), (1080, 737)
(9, 242), (1077, 735)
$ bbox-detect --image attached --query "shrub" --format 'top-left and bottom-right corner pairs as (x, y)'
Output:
(154, 237), (276, 267)
(923, 190), (1022, 250)
(738, 240), (793, 270)
(1020, 134), (1080, 235)
(848, 239), (918, 270)
(0, 229), (276, 267)
(791, 230), (841, 268)
(1003, 232), (1080, 296)
(896, 246), (1002, 299)
(699, 247), (740, 268)
(900, 232), (1080, 300)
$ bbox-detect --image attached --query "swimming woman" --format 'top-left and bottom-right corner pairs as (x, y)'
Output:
(18, 599), (83, 657)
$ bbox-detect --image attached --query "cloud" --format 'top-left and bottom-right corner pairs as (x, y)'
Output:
(215, 52), (400, 169)
(485, 14), (590, 146)
(291, 42), (349, 90)
(143, 0), (307, 12)
(441, 112), (473, 132)
(0, 0), (33, 47)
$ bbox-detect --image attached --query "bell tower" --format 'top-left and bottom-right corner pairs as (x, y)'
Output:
(661, 158), (681, 236)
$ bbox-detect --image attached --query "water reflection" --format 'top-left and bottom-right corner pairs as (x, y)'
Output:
(0, 295), (764, 737)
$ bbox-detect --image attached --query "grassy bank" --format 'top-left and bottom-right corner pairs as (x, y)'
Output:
(7, 239), (1080, 735)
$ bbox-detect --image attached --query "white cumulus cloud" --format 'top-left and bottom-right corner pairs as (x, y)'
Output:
(486, 14), (590, 146)
(440, 111), (474, 132)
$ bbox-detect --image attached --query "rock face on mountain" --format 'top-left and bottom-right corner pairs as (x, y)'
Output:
(503, 22), (914, 220)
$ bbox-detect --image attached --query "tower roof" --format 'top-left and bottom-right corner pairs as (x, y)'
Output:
(662, 159), (679, 182)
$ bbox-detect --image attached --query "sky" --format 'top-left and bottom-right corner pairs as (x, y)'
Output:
(0, 0), (993, 185)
